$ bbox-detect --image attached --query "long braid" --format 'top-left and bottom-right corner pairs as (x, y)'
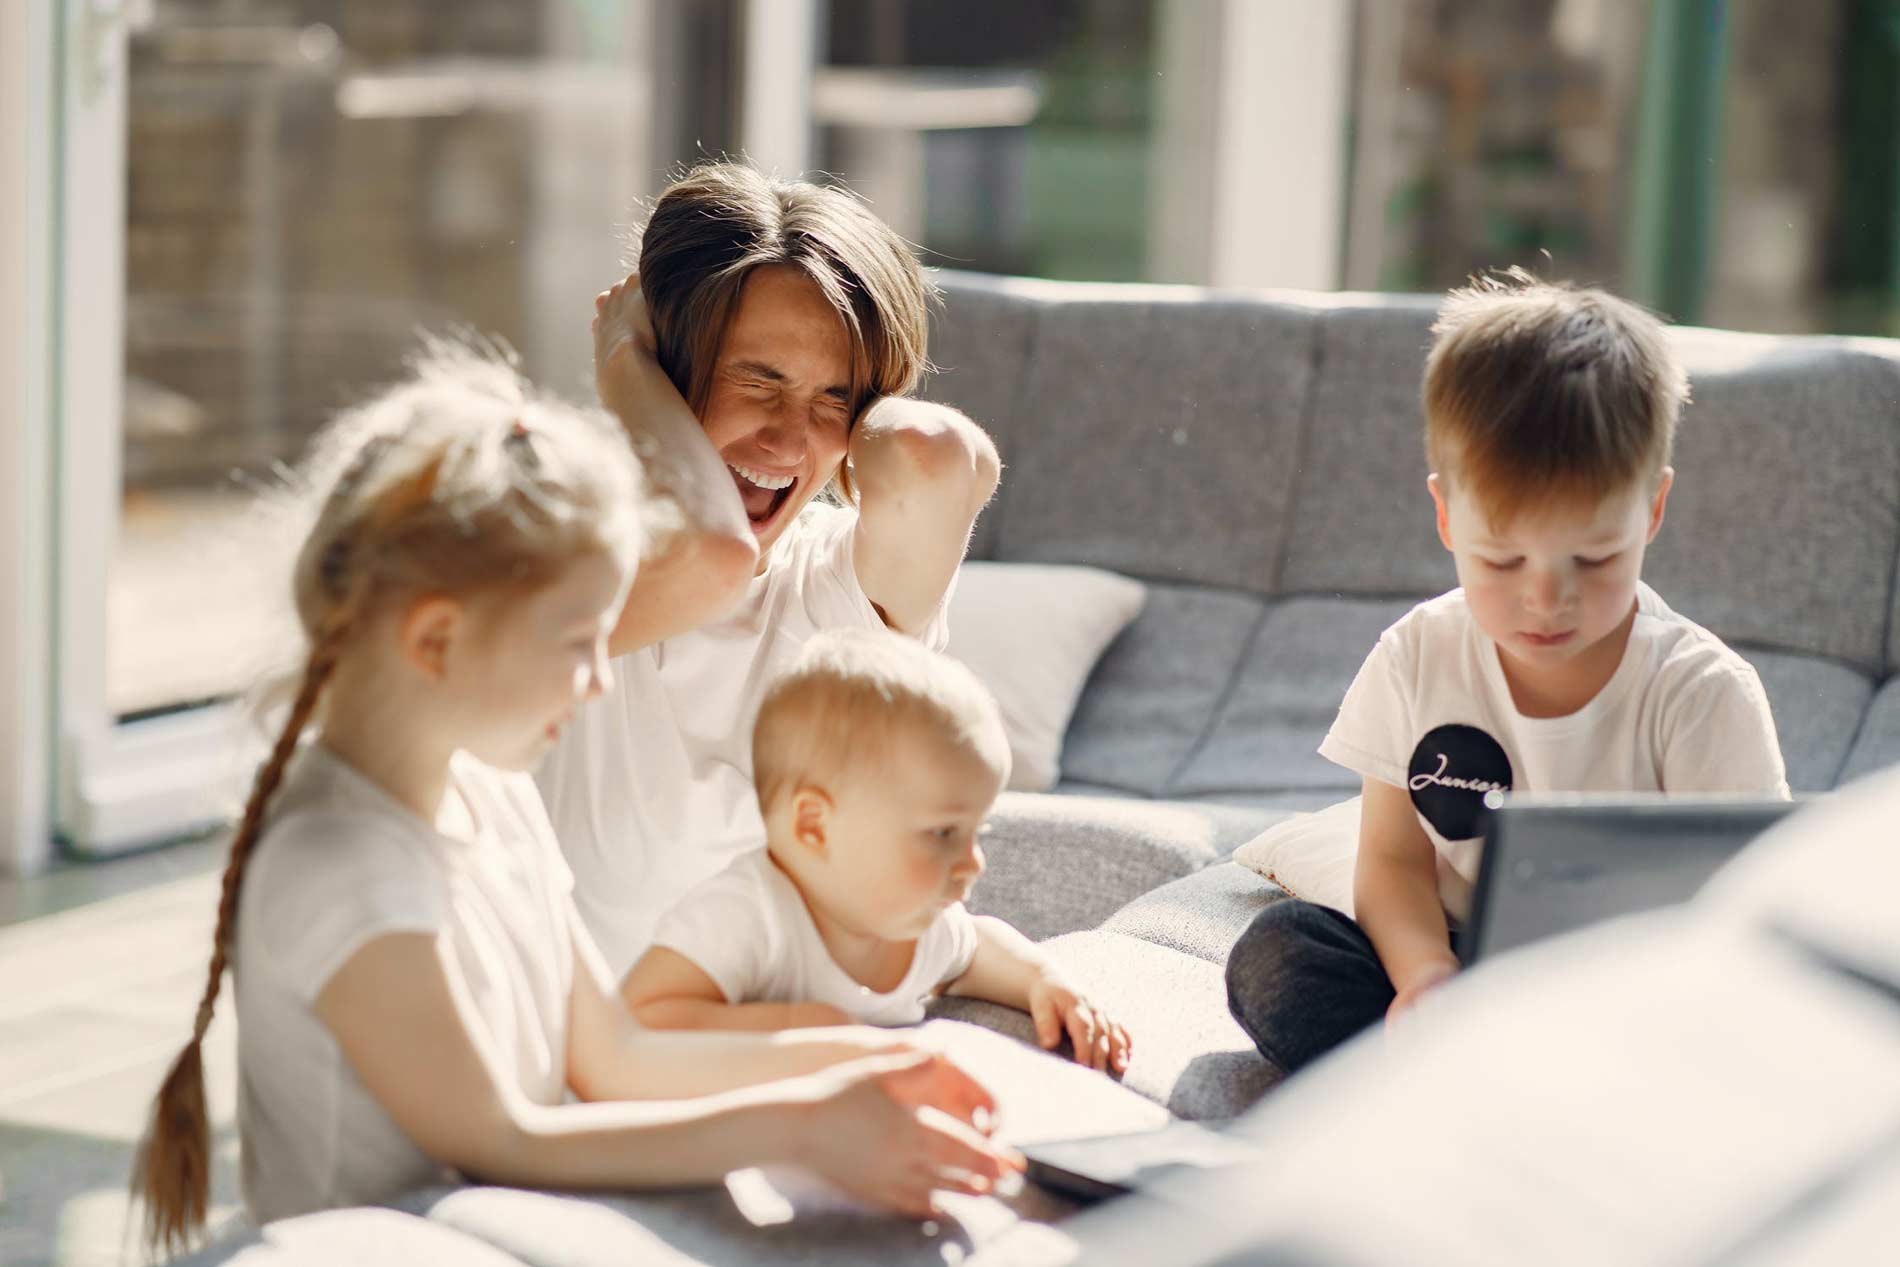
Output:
(133, 631), (343, 1257)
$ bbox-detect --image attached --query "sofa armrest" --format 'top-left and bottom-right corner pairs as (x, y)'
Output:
(967, 791), (1276, 941)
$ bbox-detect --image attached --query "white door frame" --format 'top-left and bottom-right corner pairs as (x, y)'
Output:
(0, 0), (58, 874)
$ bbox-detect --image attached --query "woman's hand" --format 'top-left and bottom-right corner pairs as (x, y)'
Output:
(592, 273), (657, 401)
(1027, 972), (1131, 1074)
(795, 1049), (1024, 1217)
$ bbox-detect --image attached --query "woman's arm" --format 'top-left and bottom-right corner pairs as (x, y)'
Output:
(591, 277), (759, 657)
(1351, 776), (1460, 1021)
(315, 928), (1019, 1215)
(850, 397), (1000, 636)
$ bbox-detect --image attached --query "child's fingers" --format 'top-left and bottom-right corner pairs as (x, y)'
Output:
(1030, 992), (1062, 1049)
(1110, 1022), (1132, 1071)
(1063, 1005), (1102, 1070)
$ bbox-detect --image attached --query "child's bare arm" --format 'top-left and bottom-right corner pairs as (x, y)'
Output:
(591, 277), (759, 657)
(945, 915), (1130, 1073)
(1352, 776), (1459, 1020)
(619, 944), (850, 1032)
(314, 928), (1018, 1213)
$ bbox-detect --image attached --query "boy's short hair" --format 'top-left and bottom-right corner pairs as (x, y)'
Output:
(1423, 269), (1689, 526)
(752, 629), (1009, 812)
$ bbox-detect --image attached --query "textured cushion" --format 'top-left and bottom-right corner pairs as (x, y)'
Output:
(1731, 647), (1875, 791)
(946, 562), (1147, 791)
(931, 930), (1280, 1121)
(1278, 298), (1453, 596)
(1839, 678), (1900, 784)
(1099, 862), (1288, 965)
(1644, 333), (1900, 675)
(924, 273), (1044, 561)
(1171, 596), (1417, 799)
(966, 791), (1247, 942)
(1057, 584), (1266, 796)
(993, 286), (1320, 591)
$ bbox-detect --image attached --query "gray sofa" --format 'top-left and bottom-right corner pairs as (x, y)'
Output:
(182, 272), (1900, 1263)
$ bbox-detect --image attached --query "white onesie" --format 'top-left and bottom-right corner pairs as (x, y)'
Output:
(650, 848), (979, 1026)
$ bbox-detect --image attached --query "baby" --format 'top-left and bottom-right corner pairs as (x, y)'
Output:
(623, 628), (1131, 1072)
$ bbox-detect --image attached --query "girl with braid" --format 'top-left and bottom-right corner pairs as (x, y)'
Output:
(131, 345), (1019, 1258)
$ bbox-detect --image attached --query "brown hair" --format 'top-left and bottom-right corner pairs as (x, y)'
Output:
(752, 628), (1008, 814)
(1423, 268), (1688, 527)
(636, 161), (935, 498)
(131, 342), (640, 1258)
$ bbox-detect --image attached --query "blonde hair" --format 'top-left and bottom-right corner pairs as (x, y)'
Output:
(752, 629), (1008, 813)
(131, 341), (641, 1258)
(1423, 268), (1688, 527)
(636, 161), (935, 499)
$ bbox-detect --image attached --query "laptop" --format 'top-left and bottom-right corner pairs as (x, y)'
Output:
(1463, 793), (1801, 963)
(1020, 1118), (1263, 1204)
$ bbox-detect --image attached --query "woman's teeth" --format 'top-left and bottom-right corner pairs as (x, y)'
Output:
(729, 463), (794, 491)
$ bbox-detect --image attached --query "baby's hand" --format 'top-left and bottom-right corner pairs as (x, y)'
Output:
(1385, 960), (1457, 1029)
(1027, 971), (1130, 1074)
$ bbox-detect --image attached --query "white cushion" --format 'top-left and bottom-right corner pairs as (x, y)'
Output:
(947, 562), (1147, 792)
(1231, 795), (1362, 916)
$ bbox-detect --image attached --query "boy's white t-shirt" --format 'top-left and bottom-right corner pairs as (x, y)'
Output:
(234, 744), (576, 1225)
(537, 502), (952, 978)
(650, 848), (980, 1025)
(1319, 583), (1790, 923)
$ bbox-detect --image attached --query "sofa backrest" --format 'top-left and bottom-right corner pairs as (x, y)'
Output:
(925, 270), (1900, 680)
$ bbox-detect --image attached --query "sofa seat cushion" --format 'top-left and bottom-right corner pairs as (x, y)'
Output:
(1169, 596), (1419, 801)
(1057, 584), (1267, 797)
(968, 791), (1276, 942)
(1733, 648), (1875, 791)
(932, 930), (1279, 1121)
(1840, 677), (1900, 785)
(1099, 862), (1287, 965)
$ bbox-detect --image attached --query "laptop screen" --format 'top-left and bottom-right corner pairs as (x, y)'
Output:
(1466, 797), (1799, 962)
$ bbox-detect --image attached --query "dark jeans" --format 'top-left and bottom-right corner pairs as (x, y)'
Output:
(1225, 899), (1398, 1075)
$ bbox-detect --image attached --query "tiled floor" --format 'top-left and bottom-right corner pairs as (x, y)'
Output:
(0, 844), (245, 1267)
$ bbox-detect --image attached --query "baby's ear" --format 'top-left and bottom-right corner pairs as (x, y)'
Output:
(399, 595), (463, 682)
(790, 783), (834, 857)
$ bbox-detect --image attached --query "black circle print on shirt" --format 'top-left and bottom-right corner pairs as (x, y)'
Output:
(1407, 724), (1514, 842)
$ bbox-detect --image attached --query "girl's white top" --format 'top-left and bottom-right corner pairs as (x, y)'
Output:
(537, 502), (951, 978)
(234, 743), (575, 1223)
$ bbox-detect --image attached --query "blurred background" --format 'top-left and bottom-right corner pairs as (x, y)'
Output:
(107, 0), (1897, 721)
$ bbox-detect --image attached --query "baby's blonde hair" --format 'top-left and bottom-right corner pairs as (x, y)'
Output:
(1424, 268), (1688, 527)
(752, 629), (1008, 813)
(132, 340), (642, 1259)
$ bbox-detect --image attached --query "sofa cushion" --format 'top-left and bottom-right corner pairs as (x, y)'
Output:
(1169, 596), (1417, 801)
(1057, 584), (1266, 797)
(1839, 678), (1900, 785)
(1644, 333), (1900, 676)
(1733, 647), (1875, 791)
(930, 930), (1279, 1121)
(1277, 298), (1454, 597)
(945, 561), (1147, 792)
(1099, 863), (1287, 966)
(967, 790), (1273, 942)
(990, 284), (1320, 592)
(923, 273), (1044, 561)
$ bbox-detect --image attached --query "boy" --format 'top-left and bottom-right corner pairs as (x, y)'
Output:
(1225, 271), (1789, 1075)
(623, 628), (1132, 1074)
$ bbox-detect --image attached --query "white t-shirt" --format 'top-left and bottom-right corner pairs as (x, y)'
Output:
(651, 848), (980, 1026)
(537, 502), (952, 978)
(1319, 583), (1789, 923)
(234, 744), (576, 1224)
